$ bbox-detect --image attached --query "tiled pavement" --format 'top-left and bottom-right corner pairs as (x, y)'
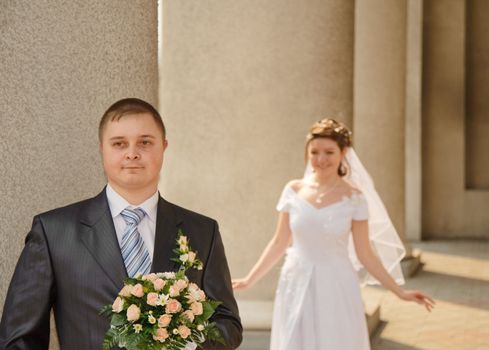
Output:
(238, 240), (489, 350)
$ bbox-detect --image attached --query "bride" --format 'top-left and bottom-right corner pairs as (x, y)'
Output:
(232, 118), (434, 350)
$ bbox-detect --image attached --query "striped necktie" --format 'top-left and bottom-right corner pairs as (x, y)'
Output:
(120, 207), (152, 277)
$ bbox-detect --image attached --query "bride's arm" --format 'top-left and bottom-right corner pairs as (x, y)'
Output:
(232, 213), (292, 290)
(351, 220), (435, 311)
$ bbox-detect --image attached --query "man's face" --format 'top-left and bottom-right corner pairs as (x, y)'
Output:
(100, 113), (167, 194)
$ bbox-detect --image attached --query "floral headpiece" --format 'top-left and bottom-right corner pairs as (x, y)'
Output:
(307, 118), (352, 147)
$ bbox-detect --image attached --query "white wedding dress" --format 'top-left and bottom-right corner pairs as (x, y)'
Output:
(270, 184), (371, 350)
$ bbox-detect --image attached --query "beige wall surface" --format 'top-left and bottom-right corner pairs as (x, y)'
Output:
(0, 1), (158, 348)
(159, 0), (354, 300)
(422, 0), (489, 238)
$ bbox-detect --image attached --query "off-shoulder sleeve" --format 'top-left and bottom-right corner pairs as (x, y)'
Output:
(352, 193), (369, 220)
(276, 185), (294, 212)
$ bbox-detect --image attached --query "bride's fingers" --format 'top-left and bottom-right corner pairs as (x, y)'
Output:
(422, 297), (435, 312)
(418, 294), (436, 306)
(232, 281), (246, 289)
(411, 293), (435, 311)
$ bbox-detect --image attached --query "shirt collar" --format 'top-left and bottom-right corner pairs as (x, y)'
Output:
(106, 183), (159, 223)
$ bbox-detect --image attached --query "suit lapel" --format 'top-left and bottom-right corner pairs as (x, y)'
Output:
(151, 197), (183, 273)
(79, 189), (127, 290)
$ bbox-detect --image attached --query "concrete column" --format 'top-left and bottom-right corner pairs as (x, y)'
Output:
(159, 0), (354, 300)
(0, 2), (158, 349)
(353, 1), (411, 252)
(405, 0), (423, 241)
(422, 0), (475, 238)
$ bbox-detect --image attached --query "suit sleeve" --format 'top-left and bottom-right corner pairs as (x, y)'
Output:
(0, 216), (55, 350)
(202, 221), (243, 350)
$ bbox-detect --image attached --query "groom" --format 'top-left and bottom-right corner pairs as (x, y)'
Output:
(0, 98), (242, 350)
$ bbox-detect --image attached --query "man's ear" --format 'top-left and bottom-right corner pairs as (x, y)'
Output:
(163, 139), (168, 151)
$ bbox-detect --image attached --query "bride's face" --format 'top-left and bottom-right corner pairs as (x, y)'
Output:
(308, 138), (345, 176)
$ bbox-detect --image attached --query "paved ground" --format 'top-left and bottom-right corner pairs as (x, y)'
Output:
(238, 240), (489, 350)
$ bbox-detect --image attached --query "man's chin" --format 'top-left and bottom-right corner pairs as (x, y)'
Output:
(123, 168), (144, 174)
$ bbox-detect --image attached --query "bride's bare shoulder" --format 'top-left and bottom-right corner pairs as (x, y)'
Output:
(285, 179), (303, 192)
(341, 178), (363, 196)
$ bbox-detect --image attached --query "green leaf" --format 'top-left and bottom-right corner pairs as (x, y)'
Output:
(102, 327), (119, 350)
(207, 300), (222, 310)
(111, 313), (127, 327)
(175, 270), (186, 279)
(205, 323), (225, 345)
(99, 304), (114, 317)
(125, 332), (145, 349)
(201, 300), (221, 320)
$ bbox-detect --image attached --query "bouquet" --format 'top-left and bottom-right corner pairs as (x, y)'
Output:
(100, 230), (224, 350)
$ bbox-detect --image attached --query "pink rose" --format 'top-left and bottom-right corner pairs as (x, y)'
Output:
(188, 283), (199, 292)
(131, 284), (144, 298)
(165, 299), (182, 314)
(153, 278), (166, 291)
(119, 284), (133, 297)
(175, 279), (188, 289)
(153, 327), (169, 342)
(186, 294), (196, 304)
(196, 290), (205, 301)
(190, 302), (203, 316)
(126, 304), (141, 321)
(112, 296), (124, 313)
(158, 314), (172, 328)
(187, 288), (206, 303)
(178, 325), (191, 339)
(183, 310), (195, 322)
(146, 292), (159, 306)
(169, 284), (181, 297)
(187, 251), (196, 263)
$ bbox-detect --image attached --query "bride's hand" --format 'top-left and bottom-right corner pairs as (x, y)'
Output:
(398, 289), (436, 312)
(232, 278), (252, 290)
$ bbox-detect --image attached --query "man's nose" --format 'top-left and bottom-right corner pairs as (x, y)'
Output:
(125, 145), (140, 160)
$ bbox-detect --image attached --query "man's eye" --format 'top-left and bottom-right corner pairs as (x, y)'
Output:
(112, 142), (124, 147)
(141, 140), (152, 146)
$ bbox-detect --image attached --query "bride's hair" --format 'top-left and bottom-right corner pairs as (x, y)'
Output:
(305, 118), (352, 176)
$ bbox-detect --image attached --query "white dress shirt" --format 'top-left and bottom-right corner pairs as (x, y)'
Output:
(105, 183), (158, 260)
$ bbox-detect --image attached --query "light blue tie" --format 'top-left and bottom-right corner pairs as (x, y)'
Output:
(120, 208), (152, 277)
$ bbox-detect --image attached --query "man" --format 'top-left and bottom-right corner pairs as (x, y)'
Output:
(0, 98), (242, 350)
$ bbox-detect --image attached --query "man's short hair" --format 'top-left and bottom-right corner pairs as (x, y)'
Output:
(99, 98), (166, 141)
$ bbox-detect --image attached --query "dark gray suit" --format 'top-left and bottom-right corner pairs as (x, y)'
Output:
(0, 189), (242, 350)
